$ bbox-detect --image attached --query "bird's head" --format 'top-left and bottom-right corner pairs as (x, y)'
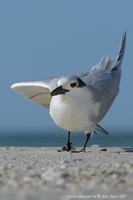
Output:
(50, 76), (86, 97)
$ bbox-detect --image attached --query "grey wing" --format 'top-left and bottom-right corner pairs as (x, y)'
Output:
(74, 32), (126, 87)
(11, 77), (61, 108)
(114, 31), (126, 70)
(80, 32), (126, 122)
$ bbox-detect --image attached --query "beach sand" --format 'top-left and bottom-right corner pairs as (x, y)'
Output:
(0, 146), (133, 200)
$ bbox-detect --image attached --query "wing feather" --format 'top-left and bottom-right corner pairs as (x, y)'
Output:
(11, 78), (60, 108)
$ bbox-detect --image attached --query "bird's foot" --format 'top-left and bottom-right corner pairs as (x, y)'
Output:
(58, 145), (87, 153)
(70, 148), (86, 153)
(79, 148), (86, 153)
(57, 142), (76, 152)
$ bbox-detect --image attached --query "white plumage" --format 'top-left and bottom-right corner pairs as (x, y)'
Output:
(11, 32), (126, 152)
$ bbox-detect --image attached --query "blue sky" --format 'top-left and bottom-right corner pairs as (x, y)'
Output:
(0, 0), (133, 134)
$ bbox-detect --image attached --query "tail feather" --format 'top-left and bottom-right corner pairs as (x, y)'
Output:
(95, 124), (109, 135)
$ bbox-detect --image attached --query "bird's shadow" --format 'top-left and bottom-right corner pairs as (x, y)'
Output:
(122, 147), (133, 152)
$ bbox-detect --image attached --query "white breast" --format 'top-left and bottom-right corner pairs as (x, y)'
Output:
(49, 94), (100, 133)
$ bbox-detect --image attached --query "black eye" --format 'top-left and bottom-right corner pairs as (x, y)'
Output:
(70, 82), (77, 88)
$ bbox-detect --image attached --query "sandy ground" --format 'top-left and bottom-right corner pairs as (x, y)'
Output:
(0, 146), (133, 200)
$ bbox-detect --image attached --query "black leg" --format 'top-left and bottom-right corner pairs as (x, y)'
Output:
(58, 131), (76, 152)
(80, 133), (91, 152)
(65, 131), (71, 151)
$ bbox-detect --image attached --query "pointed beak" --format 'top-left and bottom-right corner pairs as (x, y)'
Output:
(51, 86), (70, 97)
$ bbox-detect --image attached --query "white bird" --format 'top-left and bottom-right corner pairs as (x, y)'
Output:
(11, 32), (126, 152)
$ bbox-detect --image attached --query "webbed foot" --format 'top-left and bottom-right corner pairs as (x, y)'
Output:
(57, 142), (76, 152)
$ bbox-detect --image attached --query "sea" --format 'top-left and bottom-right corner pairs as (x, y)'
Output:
(0, 129), (132, 147)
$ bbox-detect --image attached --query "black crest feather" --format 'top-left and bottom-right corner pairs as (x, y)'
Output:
(77, 78), (86, 87)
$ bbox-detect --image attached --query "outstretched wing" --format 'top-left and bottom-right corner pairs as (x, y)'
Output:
(11, 77), (61, 108)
